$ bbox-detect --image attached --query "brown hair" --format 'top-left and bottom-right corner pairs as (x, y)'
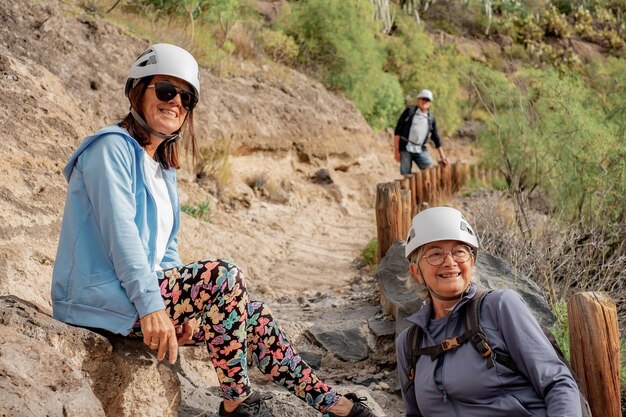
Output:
(118, 77), (197, 169)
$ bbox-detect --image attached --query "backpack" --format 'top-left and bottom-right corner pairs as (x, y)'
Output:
(402, 287), (592, 417)
(400, 107), (435, 147)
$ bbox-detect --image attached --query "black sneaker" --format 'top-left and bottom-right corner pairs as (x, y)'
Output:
(326, 393), (377, 417)
(218, 392), (275, 417)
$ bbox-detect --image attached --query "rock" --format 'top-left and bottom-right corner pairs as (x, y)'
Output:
(375, 240), (423, 334)
(352, 374), (377, 386)
(299, 351), (322, 369)
(1, 325), (106, 417)
(457, 119), (483, 140)
(308, 326), (369, 362)
(367, 318), (395, 338)
(0, 296), (108, 417)
(473, 252), (555, 327)
(0, 296), (184, 417)
(311, 168), (334, 184)
(376, 240), (556, 335)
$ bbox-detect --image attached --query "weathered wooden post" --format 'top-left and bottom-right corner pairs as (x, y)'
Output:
(422, 168), (432, 206)
(441, 163), (452, 199)
(400, 189), (411, 240)
(398, 178), (411, 239)
(413, 171), (423, 214)
(568, 292), (621, 417)
(409, 174), (417, 216)
(452, 161), (461, 192)
(459, 162), (468, 190)
(431, 165), (441, 205)
(375, 182), (401, 260)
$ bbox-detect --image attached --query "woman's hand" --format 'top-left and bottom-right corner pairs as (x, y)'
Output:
(176, 318), (199, 346)
(140, 310), (178, 364)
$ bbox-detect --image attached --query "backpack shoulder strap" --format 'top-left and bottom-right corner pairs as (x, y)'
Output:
(467, 288), (523, 371)
(404, 106), (417, 122)
(465, 287), (499, 368)
(402, 323), (422, 393)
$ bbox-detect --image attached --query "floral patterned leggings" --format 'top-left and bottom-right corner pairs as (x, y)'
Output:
(131, 258), (339, 411)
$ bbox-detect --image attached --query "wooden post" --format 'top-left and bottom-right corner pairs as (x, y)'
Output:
(422, 169), (432, 206)
(469, 164), (477, 183)
(400, 189), (411, 239)
(459, 162), (468, 190)
(414, 171), (423, 214)
(375, 182), (401, 260)
(440, 163), (452, 200)
(398, 179), (410, 239)
(568, 292), (621, 417)
(399, 176), (410, 191)
(431, 165), (441, 205)
(452, 161), (461, 192)
(409, 173), (417, 216)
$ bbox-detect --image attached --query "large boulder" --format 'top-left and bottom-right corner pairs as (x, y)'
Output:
(0, 295), (389, 416)
(376, 240), (555, 335)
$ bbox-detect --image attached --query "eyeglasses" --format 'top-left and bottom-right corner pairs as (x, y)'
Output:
(147, 81), (198, 111)
(422, 245), (472, 266)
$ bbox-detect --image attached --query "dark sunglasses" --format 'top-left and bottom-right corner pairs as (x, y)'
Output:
(147, 81), (198, 111)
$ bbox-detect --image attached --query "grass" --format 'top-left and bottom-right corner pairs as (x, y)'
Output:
(181, 201), (212, 222)
(361, 238), (378, 270)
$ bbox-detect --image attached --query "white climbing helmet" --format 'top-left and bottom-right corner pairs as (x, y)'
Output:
(416, 89), (433, 102)
(405, 206), (479, 258)
(124, 43), (200, 98)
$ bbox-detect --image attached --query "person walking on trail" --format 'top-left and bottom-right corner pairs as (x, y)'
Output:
(395, 206), (582, 417)
(393, 89), (449, 175)
(51, 43), (376, 417)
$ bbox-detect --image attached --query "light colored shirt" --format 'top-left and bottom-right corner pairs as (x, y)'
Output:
(143, 153), (173, 271)
(407, 109), (429, 153)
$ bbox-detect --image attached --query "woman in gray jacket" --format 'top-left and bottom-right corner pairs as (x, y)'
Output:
(396, 207), (582, 417)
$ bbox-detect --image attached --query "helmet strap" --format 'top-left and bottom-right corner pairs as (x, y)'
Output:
(426, 283), (465, 301)
(130, 108), (181, 143)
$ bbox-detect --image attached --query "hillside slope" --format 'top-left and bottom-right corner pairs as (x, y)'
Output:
(0, 0), (403, 309)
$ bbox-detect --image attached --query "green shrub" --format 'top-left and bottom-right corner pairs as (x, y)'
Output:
(181, 201), (212, 221)
(550, 301), (571, 361)
(195, 137), (233, 189)
(283, 0), (403, 128)
(478, 66), (626, 225)
(363, 72), (404, 130)
(361, 238), (378, 268)
(573, 6), (595, 39)
(257, 28), (299, 64)
(542, 5), (572, 37)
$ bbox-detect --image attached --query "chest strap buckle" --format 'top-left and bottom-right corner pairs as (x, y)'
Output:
(441, 337), (460, 351)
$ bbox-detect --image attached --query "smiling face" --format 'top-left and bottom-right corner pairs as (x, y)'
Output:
(409, 239), (474, 301)
(417, 97), (431, 112)
(141, 75), (190, 142)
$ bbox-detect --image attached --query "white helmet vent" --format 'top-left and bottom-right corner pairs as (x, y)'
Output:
(137, 55), (157, 67)
(460, 221), (475, 236)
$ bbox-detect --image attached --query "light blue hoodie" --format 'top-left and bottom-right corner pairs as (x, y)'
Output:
(51, 125), (182, 335)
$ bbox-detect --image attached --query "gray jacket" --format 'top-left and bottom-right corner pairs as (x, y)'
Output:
(396, 284), (582, 417)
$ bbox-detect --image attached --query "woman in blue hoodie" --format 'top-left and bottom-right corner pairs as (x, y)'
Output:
(51, 43), (375, 417)
(396, 207), (582, 417)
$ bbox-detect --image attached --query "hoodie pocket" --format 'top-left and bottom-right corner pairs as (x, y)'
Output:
(85, 268), (117, 288)
(503, 394), (535, 417)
